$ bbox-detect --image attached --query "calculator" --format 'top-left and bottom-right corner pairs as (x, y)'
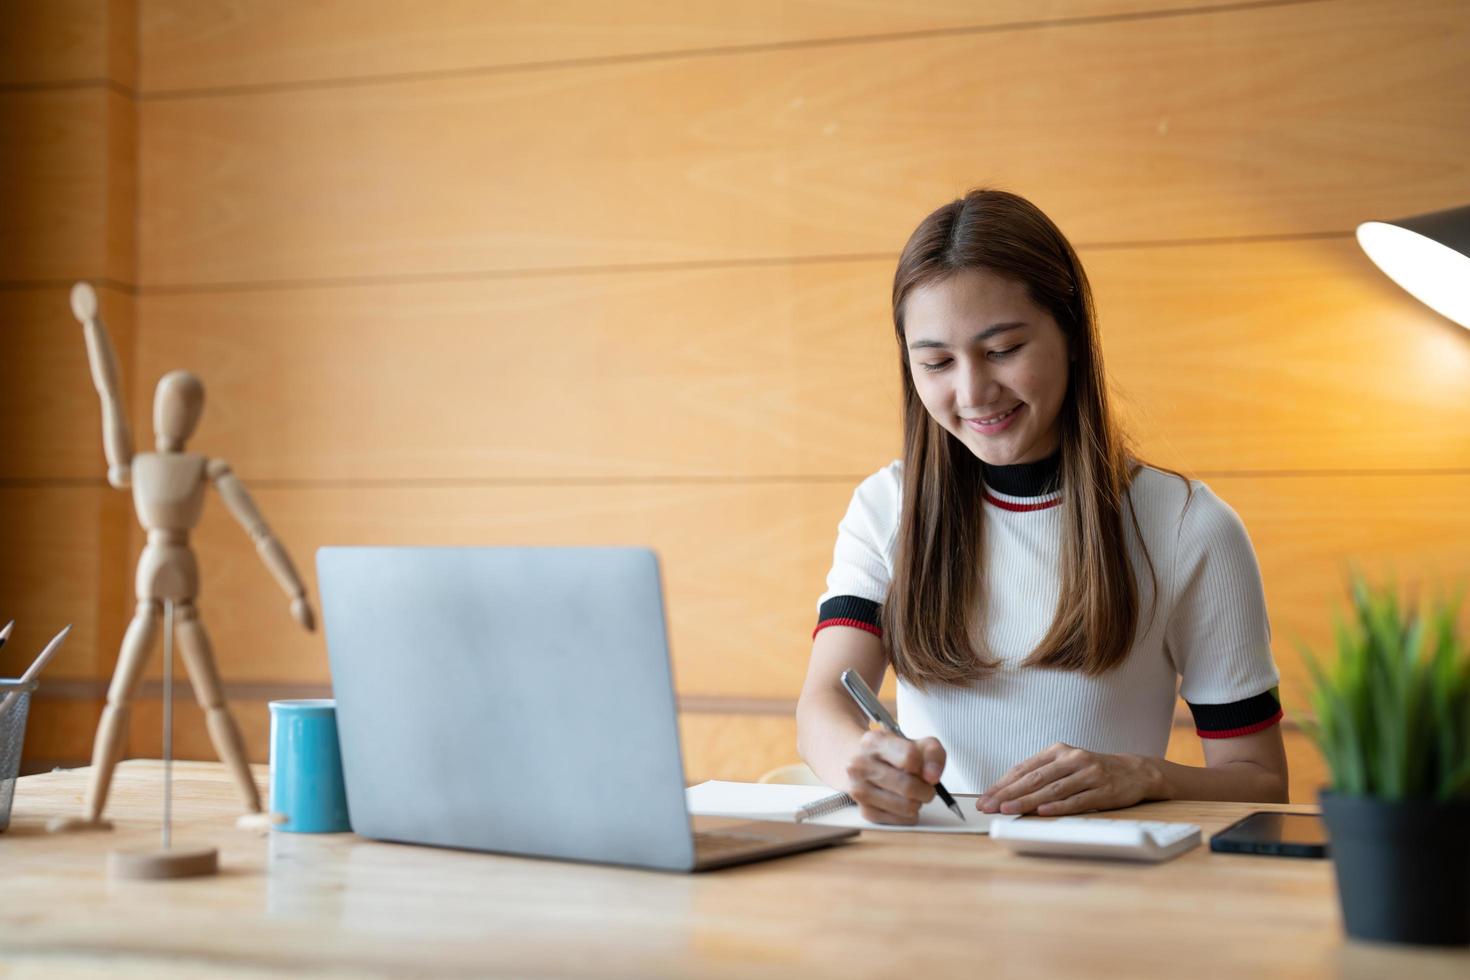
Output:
(989, 816), (1202, 862)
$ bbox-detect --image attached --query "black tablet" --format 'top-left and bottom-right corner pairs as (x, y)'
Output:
(1208, 811), (1329, 858)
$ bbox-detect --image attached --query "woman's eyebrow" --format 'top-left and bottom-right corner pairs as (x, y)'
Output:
(907, 322), (1027, 351)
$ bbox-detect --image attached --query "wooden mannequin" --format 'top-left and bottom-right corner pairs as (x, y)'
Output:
(51, 283), (316, 833)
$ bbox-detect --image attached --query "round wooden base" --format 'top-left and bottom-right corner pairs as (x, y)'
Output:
(108, 846), (219, 880)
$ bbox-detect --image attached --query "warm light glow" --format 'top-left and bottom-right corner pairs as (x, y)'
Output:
(1356, 221), (1470, 330)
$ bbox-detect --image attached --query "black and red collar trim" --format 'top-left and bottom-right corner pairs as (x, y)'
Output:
(982, 488), (1063, 512)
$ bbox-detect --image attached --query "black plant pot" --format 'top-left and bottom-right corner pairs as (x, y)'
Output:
(1319, 790), (1470, 946)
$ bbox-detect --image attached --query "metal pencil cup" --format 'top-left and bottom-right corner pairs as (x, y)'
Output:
(0, 679), (38, 832)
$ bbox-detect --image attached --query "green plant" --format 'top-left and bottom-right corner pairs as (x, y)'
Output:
(1298, 572), (1470, 801)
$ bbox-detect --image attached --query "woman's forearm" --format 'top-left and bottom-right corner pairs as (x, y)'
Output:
(795, 692), (870, 790)
(1134, 755), (1289, 804)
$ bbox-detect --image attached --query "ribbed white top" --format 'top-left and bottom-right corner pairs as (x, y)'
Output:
(817, 461), (1279, 793)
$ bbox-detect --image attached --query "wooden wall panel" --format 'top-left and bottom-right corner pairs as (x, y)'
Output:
(0, 487), (132, 684)
(103, 85), (136, 283)
(1093, 241), (1470, 474)
(0, 1), (109, 86)
(106, 475), (1470, 706)
(135, 239), (1470, 483)
(130, 693), (272, 770)
(1219, 474), (1470, 702)
(0, 286), (135, 480)
(138, 0), (1470, 287)
(139, 482), (850, 696)
(3, 2), (137, 773)
(677, 713), (804, 784)
(0, 87), (134, 283)
(134, 262), (899, 481)
(106, 0), (139, 93)
(20, 697), (103, 774)
(136, 0), (1223, 94)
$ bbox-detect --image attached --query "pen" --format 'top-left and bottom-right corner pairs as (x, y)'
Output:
(839, 668), (965, 822)
(0, 624), (71, 724)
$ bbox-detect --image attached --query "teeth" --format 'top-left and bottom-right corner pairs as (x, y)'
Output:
(977, 406), (1017, 424)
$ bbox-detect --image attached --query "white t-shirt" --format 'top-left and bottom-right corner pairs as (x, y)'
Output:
(815, 460), (1282, 793)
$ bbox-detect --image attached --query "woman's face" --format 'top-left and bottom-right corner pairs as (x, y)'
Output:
(903, 267), (1072, 467)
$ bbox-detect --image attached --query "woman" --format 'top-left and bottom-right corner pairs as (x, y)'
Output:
(796, 189), (1289, 825)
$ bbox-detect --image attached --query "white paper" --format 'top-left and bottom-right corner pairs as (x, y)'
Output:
(685, 780), (1019, 835)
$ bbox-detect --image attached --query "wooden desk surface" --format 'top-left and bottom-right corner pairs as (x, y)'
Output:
(2, 761), (1466, 978)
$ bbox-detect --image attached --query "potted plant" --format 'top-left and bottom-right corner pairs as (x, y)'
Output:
(1300, 573), (1470, 946)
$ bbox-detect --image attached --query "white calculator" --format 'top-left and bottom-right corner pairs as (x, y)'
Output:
(990, 816), (1201, 862)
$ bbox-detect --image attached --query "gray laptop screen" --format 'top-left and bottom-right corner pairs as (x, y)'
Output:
(316, 546), (695, 870)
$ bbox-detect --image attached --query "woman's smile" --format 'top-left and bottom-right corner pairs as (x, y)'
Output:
(963, 403), (1023, 433)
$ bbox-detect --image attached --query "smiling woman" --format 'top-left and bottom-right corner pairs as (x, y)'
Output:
(795, 189), (1290, 826)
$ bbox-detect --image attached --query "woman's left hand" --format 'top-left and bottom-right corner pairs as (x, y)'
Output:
(977, 743), (1163, 816)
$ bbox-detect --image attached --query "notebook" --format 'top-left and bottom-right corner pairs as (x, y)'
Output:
(686, 781), (1020, 834)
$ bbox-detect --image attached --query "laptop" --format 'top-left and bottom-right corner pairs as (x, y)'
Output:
(315, 546), (858, 872)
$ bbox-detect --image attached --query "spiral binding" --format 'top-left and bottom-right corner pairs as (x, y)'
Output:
(794, 791), (855, 822)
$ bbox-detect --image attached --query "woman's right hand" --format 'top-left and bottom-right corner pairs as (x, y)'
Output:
(845, 730), (947, 824)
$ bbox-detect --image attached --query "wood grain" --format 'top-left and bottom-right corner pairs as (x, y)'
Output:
(0, 1), (107, 87)
(137, 481), (852, 694)
(134, 239), (1470, 482)
(128, 692), (272, 770)
(134, 260), (899, 481)
(123, 697), (800, 785)
(8, 761), (1466, 977)
(0, 487), (132, 683)
(137, 0), (1470, 286)
(136, 0), (1227, 93)
(0, 86), (134, 282)
(107, 0), (138, 92)
(0, 285), (136, 480)
(18, 695), (103, 774)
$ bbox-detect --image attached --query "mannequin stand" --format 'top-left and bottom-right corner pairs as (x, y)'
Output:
(109, 600), (219, 880)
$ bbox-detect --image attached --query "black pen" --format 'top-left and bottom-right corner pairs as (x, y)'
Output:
(838, 669), (965, 821)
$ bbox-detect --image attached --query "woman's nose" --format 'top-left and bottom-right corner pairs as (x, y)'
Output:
(956, 360), (1000, 408)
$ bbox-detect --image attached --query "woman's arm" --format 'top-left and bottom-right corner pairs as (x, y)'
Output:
(976, 724), (1290, 815)
(1145, 724), (1289, 803)
(796, 626), (948, 824)
(795, 626), (886, 788)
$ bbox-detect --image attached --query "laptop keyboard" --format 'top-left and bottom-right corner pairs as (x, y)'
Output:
(693, 829), (782, 856)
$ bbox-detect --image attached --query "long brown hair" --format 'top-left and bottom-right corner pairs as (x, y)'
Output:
(882, 188), (1191, 688)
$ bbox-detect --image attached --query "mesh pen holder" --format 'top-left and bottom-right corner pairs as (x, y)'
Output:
(0, 678), (38, 832)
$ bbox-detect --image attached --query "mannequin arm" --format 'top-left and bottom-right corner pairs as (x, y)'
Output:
(207, 459), (316, 631)
(70, 283), (133, 488)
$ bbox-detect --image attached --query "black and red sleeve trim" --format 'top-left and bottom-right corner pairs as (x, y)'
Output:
(1187, 688), (1284, 739)
(813, 596), (882, 639)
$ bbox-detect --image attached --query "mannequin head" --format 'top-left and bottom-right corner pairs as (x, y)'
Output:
(153, 371), (205, 451)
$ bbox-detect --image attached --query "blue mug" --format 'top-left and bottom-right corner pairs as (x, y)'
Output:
(268, 699), (351, 833)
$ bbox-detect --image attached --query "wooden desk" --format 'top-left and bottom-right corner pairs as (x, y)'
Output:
(2, 761), (1466, 978)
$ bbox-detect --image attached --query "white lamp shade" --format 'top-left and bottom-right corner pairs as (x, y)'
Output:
(1356, 204), (1470, 330)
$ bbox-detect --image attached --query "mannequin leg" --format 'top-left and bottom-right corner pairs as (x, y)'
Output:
(174, 603), (261, 813)
(49, 600), (160, 831)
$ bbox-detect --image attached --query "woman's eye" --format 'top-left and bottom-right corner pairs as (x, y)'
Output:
(990, 345), (1023, 359)
(919, 359), (951, 373)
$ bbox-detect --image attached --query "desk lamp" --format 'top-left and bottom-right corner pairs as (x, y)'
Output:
(1356, 204), (1470, 329)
